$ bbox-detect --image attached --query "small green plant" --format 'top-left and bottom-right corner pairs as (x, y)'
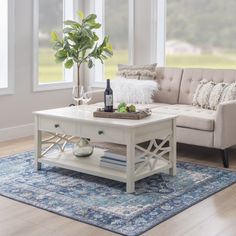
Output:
(51, 10), (113, 85)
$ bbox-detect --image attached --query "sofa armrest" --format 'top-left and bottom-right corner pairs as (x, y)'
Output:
(87, 90), (104, 104)
(214, 100), (236, 149)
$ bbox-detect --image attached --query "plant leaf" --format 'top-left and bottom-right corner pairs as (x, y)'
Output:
(103, 48), (113, 57)
(51, 32), (58, 42)
(64, 20), (78, 25)
(52, 41), (63, 50)
(77, 10), (84, 20)
(88, 59), (93, 68)
(84, 14), (97, 23)
(64, 20), (81, 29)
(55, 57), (66, 63)
(64, 59), (74, 69)
(55, 50), (67, 58)
(89, 23), (101, 29)
(63, 27), (73, 34)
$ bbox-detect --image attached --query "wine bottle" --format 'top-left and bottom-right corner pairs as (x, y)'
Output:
(104, 79), (113, 112)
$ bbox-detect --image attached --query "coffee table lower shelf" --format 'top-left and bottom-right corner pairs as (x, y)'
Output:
(38, 148), (171, 183)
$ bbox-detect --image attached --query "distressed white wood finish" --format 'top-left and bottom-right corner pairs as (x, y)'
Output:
(39, 117), (77, 136)
(135, 135), (172, 175)
(80, 123), (126, 144)
(34, 116), (42, 170)
(169, 119), (177, 176)
(38, 148), (127, 182)
(126, 129), (135, 193)
(34, 106), (177, 193)
(41, 133), (74, 156)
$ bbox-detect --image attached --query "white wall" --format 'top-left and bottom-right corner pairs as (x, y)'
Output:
(0, 0), (73, 141)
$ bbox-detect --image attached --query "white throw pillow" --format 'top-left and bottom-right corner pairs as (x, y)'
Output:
(111, 77), (158, 104)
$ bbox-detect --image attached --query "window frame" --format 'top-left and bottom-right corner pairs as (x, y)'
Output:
(87, 0), (135, 88)
(150, 0), (166, 66)
(0, 0), (15, 96)
(33, 0), (77, 92)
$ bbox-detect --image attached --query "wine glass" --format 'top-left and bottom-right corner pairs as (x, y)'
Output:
(82, 92), (92, 105)
(72, 85), (84, 107)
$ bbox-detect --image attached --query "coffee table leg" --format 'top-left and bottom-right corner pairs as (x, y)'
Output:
(126, 130), (135, 193)
(34, 116), (42, 171)
(169, 119), (176, 176)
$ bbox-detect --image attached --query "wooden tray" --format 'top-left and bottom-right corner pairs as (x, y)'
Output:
(93, 108), (151, 120)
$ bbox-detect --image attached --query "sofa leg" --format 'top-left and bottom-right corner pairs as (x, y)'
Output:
(220, 149), (229, 168)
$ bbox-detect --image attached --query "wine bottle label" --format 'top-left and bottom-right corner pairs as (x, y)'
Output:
(106, 95), (113, 106)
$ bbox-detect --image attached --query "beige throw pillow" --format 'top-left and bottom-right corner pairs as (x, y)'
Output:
(208, 83), (227, 110)
(222, 83), (236, 102)
(192, 79), (207, 106)
(193, 81), (236, 110)
(117, 63), (157, 80)
(192, 80), (215, 108)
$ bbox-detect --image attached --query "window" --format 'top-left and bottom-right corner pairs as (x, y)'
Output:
(0, 0), (14, 95)
(104, 0), (129, 79)
(91, 0), (134, 84)
(33, 0), (75, 91)
(165, 0), (236, 68)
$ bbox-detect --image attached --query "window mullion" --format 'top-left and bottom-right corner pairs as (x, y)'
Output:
(63, 0), (76, 84)
(93, 0), (104, 83)
(0, 0), (14, 95)
(0, 0), (9, 90)
(128, 0), (134, 65)
(156, 0), (166, 66)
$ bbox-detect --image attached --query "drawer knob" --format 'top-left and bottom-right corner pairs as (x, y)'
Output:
(54, 124), (60, 128)
(98, 130), (104, 135)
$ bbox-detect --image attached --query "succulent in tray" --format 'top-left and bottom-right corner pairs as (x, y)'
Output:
(127, 104), (136, 113)
(117, 102), (136, 113)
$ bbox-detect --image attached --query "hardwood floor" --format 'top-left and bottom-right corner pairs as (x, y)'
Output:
(0, 136), (236, 236)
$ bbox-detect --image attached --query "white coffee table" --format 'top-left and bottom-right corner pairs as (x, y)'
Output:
(33, 106), (177, 193)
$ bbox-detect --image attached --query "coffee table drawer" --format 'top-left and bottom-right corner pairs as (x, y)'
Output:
(80, 124), (125, 144)
(39, 117), (77, 135)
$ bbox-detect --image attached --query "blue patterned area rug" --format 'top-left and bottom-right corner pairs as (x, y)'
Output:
(0, 151), (236, 236)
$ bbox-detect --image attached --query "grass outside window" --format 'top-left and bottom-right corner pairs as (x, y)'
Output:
(39, 48), (236, 84)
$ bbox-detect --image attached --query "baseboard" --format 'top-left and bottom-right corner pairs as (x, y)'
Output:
(0, 123), (34, 142)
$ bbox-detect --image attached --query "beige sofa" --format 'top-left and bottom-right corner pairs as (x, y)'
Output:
(90, 68), (236, 168)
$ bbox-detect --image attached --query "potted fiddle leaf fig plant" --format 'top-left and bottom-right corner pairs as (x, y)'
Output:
(51, 11), (113, 158)
(51, 10), (113, 87)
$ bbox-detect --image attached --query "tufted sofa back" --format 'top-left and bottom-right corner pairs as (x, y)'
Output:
(178, 68), (236, 105)
(153, 67), (183, 104)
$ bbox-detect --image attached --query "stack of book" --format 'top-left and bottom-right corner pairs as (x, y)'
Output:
(100, 144), (145, 172)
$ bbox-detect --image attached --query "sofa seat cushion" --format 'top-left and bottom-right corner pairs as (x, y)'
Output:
(152, 104), (216, 131)
(176, 113), (214, 131)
